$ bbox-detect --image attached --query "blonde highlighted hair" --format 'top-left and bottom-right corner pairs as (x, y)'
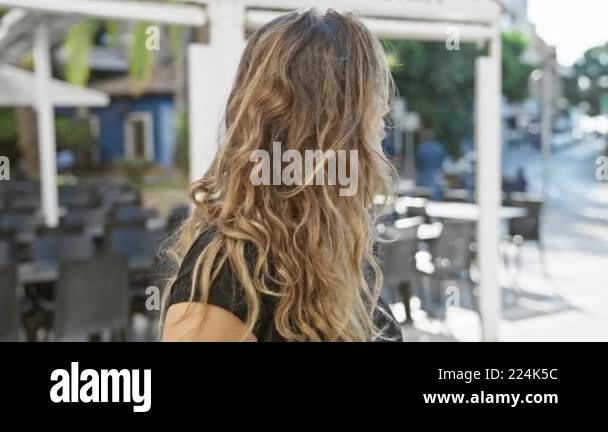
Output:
(161, 9), (396, 341)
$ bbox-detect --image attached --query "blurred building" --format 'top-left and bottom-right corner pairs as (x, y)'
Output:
(498, 0), (564, 144)
(90, 70), (176, 167)
(0, 11), (179, 170)
(57, 26), (179, 168)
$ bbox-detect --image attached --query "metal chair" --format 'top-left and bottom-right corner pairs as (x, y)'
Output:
(377, 222), (420, 324)
(53, 255), (130, 341)
(504, 193), (545, 288)
(107, 226), (164, 316)
(115, 187), (142, 207)
(6, 180), (37, 195)
(506, 193), (543, 243)
(108, 204), (148, 227)
(0, 265), (19, 342)
(7, 193), (40, 212)
(0, 210), (39, 235)
(28, 232), (97, 329)
(1, 211), (39, 262)
(107, 226), (162, 259)
(0, 229), (16, 265)
(59, 185), (101, 209)
(32, 232), (95, 263)
(420, 220), (476, 319)
(35, 223), (85, 237)
(0, 240), (14, 266)
(62, 207), (106, 233)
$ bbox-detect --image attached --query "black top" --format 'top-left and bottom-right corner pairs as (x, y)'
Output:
(169, 229), (403, 342)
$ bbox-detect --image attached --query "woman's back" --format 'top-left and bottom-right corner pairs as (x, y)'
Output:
(166, 229), (402, 341)
(161, 9), (402, 342)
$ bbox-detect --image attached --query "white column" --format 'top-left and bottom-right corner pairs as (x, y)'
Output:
(541, 58), (553, 200)
(187, 0), (246, 183)
(475, 30), (502, 342)
(188, 44), (220, 184)
(34, 20), (59, 227)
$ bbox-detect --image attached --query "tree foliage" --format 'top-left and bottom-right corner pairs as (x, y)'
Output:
(63, 19), (155, 92)
(64, 20), (97, 86)
(0, 109), (17, 142)
(128, 22), (155, 93)
(564, 43), (608, 116)
(502, 31), (537, 102)
(385, 32), (535, 156)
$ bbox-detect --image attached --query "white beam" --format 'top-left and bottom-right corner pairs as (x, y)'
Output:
(33, 21), (59, 227)
(361, 17), (493, 43)
(188, 44), (220, 183)
(188, 0), (246, 182)
(0, 8), (27, 42)
(0, 12), (78, 64)
(475, 29), (502, 342)
(541, 59), (553, 200)
(0, 65), (109, 107)
(238, 0), (501, 25)
(246, 10), (494, 43)
(0, 0), (207, 26)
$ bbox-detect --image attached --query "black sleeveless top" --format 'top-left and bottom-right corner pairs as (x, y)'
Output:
(168, 230), (403, 341)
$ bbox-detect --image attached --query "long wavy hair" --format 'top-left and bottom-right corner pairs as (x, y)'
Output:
(161, 9), (396, 341)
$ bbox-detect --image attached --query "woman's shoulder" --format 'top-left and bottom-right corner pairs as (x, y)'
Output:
(182, 228), (217, 266)
(169, 228), (249, 323)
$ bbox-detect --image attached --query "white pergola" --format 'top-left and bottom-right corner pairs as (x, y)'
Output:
(0, 64), (109, 106)
(0, 0), (502, 341)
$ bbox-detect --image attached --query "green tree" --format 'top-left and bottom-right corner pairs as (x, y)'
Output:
(63, 20), (159, 91)
(564, 43), (608, 116)
(385, 32), (536, 157)
(502, 31), (537, 102)
(62, 0), (186, 92)
(55, 117), (94, 166)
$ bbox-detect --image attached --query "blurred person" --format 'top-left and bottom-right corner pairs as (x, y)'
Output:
(161, 10), (402, 342)
(511, 167), (528, 193)
(416, 129), (445, 200)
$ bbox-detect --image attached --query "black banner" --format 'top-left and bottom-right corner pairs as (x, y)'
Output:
(1, 343), (605, 418)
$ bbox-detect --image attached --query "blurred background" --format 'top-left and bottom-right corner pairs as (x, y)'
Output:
(0, 0), (606, 342)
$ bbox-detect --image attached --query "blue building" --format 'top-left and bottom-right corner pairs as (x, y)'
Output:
(91, 75), (176, 167)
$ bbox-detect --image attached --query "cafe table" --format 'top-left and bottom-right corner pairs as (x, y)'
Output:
(388, 197), (528, 221)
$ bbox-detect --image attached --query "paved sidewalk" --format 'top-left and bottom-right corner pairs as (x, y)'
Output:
(402, 139), (608, 342)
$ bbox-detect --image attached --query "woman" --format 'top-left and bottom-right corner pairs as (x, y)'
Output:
(161, 9), (402, 342)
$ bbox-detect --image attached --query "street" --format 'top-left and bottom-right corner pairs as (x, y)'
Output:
(500, 138), (608, 341)
(404, 137), (608, 341)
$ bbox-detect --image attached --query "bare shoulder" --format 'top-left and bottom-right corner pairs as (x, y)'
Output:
(162, 302), (257, 342)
